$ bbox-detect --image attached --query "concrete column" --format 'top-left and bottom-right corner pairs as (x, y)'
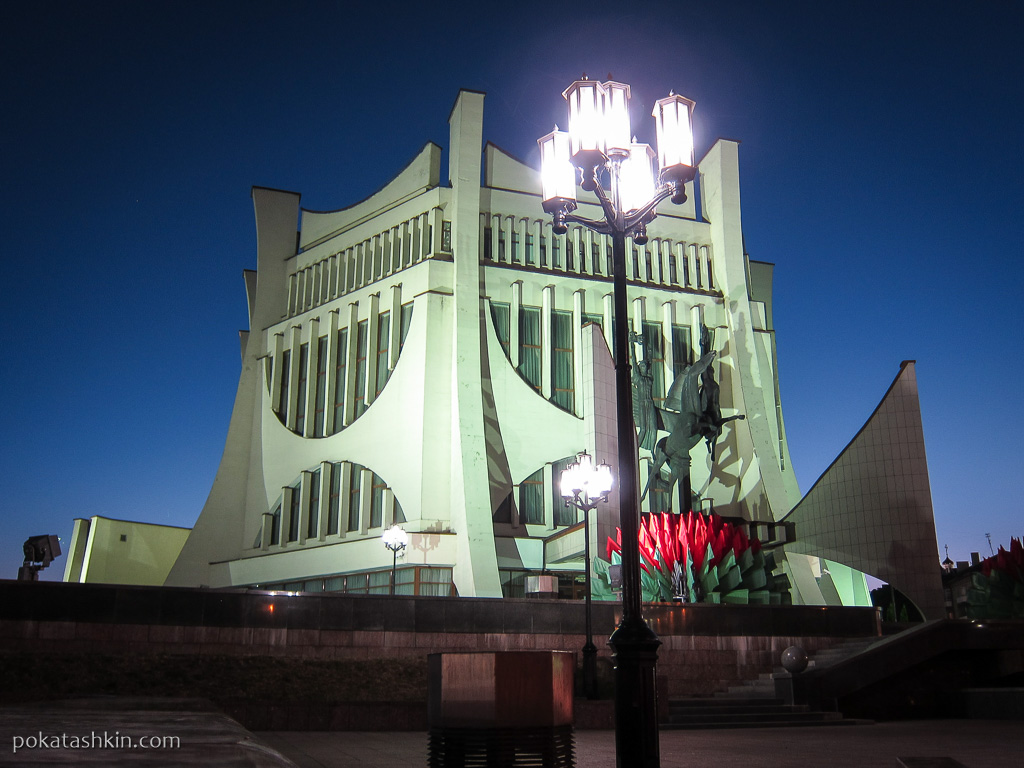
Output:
(271, 332), (285, 415)
(389, 283), (403, 368)
(446, 89), (502, 597)
(260, 513), (274, 552)
(662, 300), (677, 384)
(602, 292), (614, 352)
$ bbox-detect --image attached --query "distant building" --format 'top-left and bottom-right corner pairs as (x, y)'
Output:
(156, 89), (941, 615)
(63, 516), (189, 586)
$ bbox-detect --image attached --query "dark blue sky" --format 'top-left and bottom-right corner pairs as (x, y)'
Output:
(2, 1), (1022, 581)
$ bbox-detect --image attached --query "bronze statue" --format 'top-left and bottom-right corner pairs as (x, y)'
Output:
(629, 331), (658, 453)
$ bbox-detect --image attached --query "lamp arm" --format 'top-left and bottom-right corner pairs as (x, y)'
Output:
(562, 213), (613, 235)
(623, 186), (674, 232)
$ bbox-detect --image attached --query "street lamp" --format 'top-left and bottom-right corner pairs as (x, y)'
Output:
(560, 451), (613, 700)
(539, 75), (697, 768)
(382, 525), (408, 596)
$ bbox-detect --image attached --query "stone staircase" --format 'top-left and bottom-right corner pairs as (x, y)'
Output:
(662, 638), (883, 729)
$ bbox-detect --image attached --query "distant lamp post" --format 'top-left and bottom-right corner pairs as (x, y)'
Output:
(382, 525), (408, 596)
(539, 75), (697, 768)
(560, 451), (613, 700)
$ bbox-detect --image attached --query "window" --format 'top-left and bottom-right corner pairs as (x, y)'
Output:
(518, 306), (542, 391)
(328, 466), (341, 535)
(519, 468), (544, 524)
(566, 240), (575, 271)
(668, 252), (678, 284)
(375, 311), (391, 396)
(399, 303), (413, 351)
(525, 234), (534, 265)
(441, 221), (452, 252)
(295, 343), (308, 433)
(552, 455), (577, 527)
(269, 502), (281, 546)
(642, 321), (666, 407)
(483, 227), (493, 260)
(671, 324), (692, 377)
(370, 472), (386, 528)
(288, 487), (300, 542)
(332, 328), (348, 430)
(583, 312), (603, 331)
(552, 310), (574, 412)
(314, 336), (327, 436)
(490, 302), (511, 359)
(307, 470), (320, 538)
(511, 231), (520, 263)
(278, 350), (290, 422)
(552, 238), (561, 269)
(348, 464), (362, 532)
(591, 242), (601, 275)
(353, 320), (369, 416)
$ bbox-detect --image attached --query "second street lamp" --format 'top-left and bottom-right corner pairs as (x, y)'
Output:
(382, 525), (408, 596)
(560, 451), (613, 700)
(539, 75), (696, 768)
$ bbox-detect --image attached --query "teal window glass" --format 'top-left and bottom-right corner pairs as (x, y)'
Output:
(642, 321), (666, 407)
(307, 470), (320, 539)
(288, 487), (300, 542)
(375, 311), (391, 396)
(295, 342), (309, 434)
(490, 301), (510, 359)
(399, 303), (413, 350)
(370, 472), (385, 528)
(519, 468), (544, 524)
(314, 336), (327, 436)
(552, 455), (577, 526)
(328, 464), (340, 535)
(354, 320), (368, 416)
(552, 310), (574, 412)
(332, 328), (348, 431)
(518, 306), (542, 391)
(278, 350), (290, 421)
(671, 324), (692, 377)
(348, 464), (361, 532)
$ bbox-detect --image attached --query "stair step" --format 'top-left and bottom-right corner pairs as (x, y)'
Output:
(661, 717), (871, 731)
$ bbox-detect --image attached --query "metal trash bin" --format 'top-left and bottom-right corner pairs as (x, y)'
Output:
(427, 651), (575, 767)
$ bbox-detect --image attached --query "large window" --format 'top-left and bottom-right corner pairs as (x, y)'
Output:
(353, 320), (369, 417)
(519, 468), (544, 524)
(552, 310), (574, 412)
(490, 302), (510, 359)
(314, 336), (327, 436)
(278, 350), (290, 422)
(287, 487), (300, 542)
(518, 306), (542, 391)
(375, 311), (391, 396)
(551, 455), (577, 527)
(333, 328), (348, 429)
(671, 324), (692, 377)
(399, 303), (413, 351)
(348, 464), (361, 532)
(642, 322), (666, 407)
(328, 466), (341, 536)
(295, 343), (309, 433)
(307, 469), (320, 538)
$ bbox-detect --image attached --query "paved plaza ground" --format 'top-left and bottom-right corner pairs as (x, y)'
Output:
(0, 698), (1019, 767)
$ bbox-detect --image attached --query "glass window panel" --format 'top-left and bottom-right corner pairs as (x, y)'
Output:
(314, 336), (328, 436)
(288, 488), (300, 542)
(307, 469), (320, 539)
(368, 570), (390, 595)
(278, 350), (290, 421)
(354, 320), (369, 416)
(295, 343), (308, 433)
(642, 321), (666, 407)
(399, 303), (413, 350)
(671, 324), (692, 377)
(328, 464), (341, 535)
(551, 455), (577, 526)
(519, 469), (544, 524)
(270, 502), (281, 546)
(376, 312), (391, 396)
(370, 473), (385, 528)
(348, 464), (361, 532)
(324, 576), (345, 592)
(332, 329), (348, 432)
(518, 307), (542, 391)
(552, 310), (574, 412)
(490, 302), (510, 359)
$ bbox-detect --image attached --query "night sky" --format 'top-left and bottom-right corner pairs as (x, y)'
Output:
(2, 1), (1021, 582)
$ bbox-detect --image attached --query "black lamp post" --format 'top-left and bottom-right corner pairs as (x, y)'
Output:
(382, 525), (408, 596)
(560, 450), (613, 700)
(538, 76), (697, 768)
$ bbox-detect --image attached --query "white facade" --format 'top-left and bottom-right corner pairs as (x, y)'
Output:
(166, 90), (813, 600)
